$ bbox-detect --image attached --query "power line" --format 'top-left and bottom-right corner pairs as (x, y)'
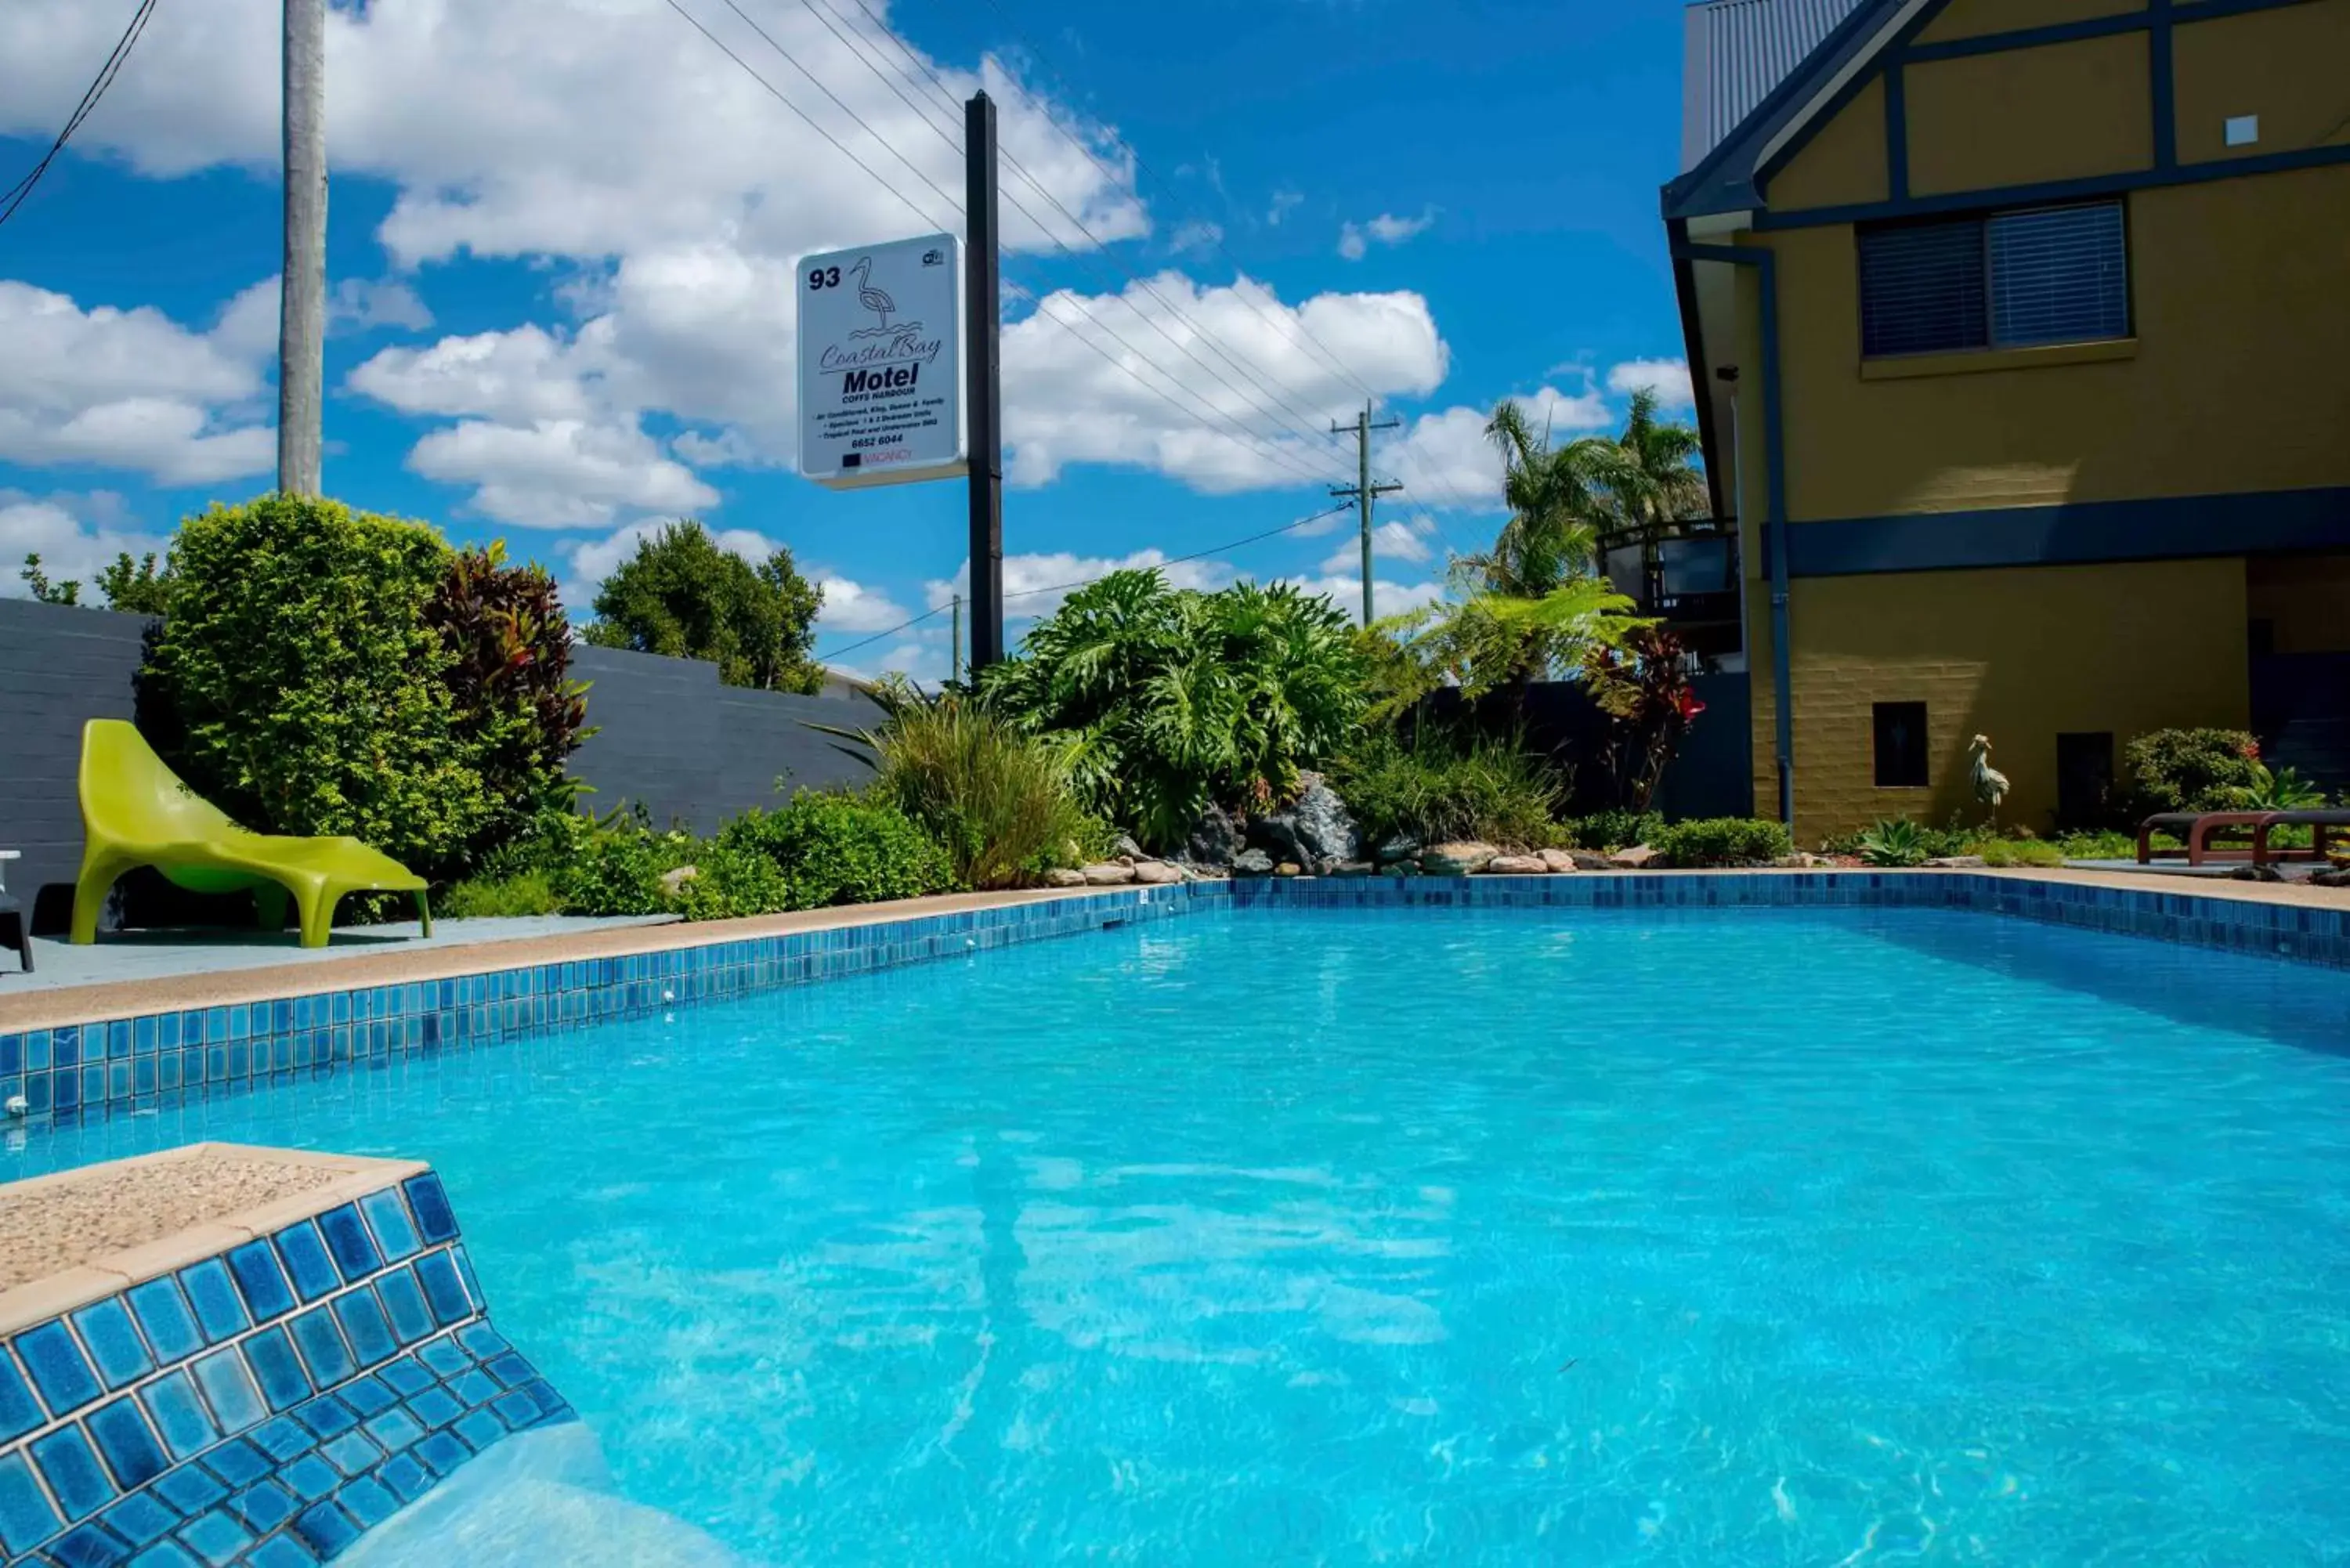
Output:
(0, 0), (160, 231)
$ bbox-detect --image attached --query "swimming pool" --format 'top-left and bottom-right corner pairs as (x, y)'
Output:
(13, 902), (2350, 1564)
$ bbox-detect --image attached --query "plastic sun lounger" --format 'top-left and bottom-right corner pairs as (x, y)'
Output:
(2138, 810), (2350, 868)
(70, 719), (432, 949)
(2247, 810), (2350, 867)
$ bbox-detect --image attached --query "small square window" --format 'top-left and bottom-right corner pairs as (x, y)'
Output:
(2056, 732), (2114, 829)
(1873, 702), (1930, 788)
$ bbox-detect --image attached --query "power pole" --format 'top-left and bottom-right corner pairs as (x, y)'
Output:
(1329, 401), (1401, 626)
(963, 92), (1005, 670)
(950, 593), (963, 685)
(278, 0), (327, 496)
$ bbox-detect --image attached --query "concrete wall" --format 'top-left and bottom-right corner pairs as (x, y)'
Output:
(0, 599), (882, 927)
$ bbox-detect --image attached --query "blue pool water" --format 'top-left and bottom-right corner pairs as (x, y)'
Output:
(13, 905), (2350, 1565)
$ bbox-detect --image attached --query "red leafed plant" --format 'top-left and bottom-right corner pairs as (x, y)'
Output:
(425, 543), (595, 853)
(1583, 626), (1704, 811)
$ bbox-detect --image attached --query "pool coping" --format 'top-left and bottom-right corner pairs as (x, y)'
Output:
(2, 869), (2345, 1131)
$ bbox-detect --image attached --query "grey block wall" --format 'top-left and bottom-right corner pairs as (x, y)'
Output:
(0, 599), (880, 929)
(0, 599), (153, 925)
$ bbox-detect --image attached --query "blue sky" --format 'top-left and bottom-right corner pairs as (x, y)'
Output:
(0, 0), (1696, 679)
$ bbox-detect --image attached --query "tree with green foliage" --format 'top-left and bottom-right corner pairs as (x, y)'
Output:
(978, 569), (1368, 849)
(95, 551), (175, 614)
(582, 520), (826, 693)
(17, 552), (81, 605)
(1603, 388), (1708, 533)
(143, 495), (494, 876)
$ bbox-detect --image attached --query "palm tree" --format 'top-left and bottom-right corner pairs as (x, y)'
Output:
(1461, 400), (1629, 597)
(1604, 388), (1708, 531)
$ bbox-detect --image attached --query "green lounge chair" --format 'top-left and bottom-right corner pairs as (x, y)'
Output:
(71, 719), (432, 948)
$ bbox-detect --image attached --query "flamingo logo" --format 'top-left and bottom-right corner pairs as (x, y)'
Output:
(846, 256), (902, 340)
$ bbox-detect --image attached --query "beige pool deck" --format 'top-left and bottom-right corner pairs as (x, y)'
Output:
(0, 1143), (426, 1335)
(0, 869), (2340, 1039)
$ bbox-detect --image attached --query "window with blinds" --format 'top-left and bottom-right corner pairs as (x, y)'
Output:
(1858, 200), (2128, 358)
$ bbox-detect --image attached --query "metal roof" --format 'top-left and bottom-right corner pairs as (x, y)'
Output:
(1680, 0), (1871, 171)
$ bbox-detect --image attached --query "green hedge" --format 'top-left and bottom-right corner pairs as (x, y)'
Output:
(2124, 728), (2263, 815)
(1650, 817), (1791, 868)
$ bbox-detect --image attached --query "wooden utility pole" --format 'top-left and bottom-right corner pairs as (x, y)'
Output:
(963, 92), (1004, 669)
(1329, 402), (1401, 627)
(278, 0), (327, 496)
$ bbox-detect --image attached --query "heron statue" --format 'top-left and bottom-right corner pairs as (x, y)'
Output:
(1969, 734), (2010, 827)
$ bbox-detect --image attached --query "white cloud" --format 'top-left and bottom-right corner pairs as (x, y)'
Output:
(1606, 357), (1696, 410)
(0, 281), (274, 485)
(815, 576), (911, 634)
(333, 277), (435, 334)
(1387, 383), (1613, 508)
(1338, 208), (1437, 261)
(407, 418), (716, 528)
(1169, 219), (1223, 255)
(1270, 572), (1445, 620)
(1267, 189), (1303, 226)
(1001, 274), (1448, 491)
(0, 490), (175, 601)
(1318, 518), (1431, 574)
(925, 547), (1230, 625)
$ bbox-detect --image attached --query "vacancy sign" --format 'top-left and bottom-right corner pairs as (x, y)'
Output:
(797, 233), (965, 490)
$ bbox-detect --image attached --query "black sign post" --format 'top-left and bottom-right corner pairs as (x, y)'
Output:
(964, 91), (1005, 672)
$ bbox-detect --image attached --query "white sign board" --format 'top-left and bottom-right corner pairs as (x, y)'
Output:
(796, 233), (964, 490)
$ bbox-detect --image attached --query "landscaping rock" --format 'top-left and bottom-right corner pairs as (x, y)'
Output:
(1330, 861), (1378, 876)
(1274, 862), (1303, 877)
(2229, 864), (2285, 883)
(659, 865), (700, 898)
(1184, 804), (1246, 869)
(1537, 848), (1579, 874)
(1249, 771), (1361, 871)
(1112, 834), (1147, 862)
(1485, 854), (1550, 875)
(1610, 844), (1658, 869)
(1925, 855), (1986, 869)
(1081, 862), (1137, 885)
(1232, 848), (1275, 876)
(1043, 868), (1087, 887)
(1133, 861), (1183, 884)
(1784, 852), (1835, 869)
(1565, 849), (1614, 871)
(2310, 868), (2350, 888)
(1421, 840), (1499, 876)
(1376, 833), (1423, 866)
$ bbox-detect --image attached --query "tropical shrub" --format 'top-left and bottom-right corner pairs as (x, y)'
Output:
(668, 840), (796, 922)
(1331, 729), (1564, 850)
(1650, 817), (1791, 867)
(551, 820), (695, 916)
(17, 552), (79, 605)
(96, 551), (175, 614)
(1562, 809), (1664, 852)
(715, 792), (953, 909)
(583, 520), (826, 693)
(143, 497), (494, 876)
(439, 871), (562, 920)
(1856, 818), (1929, 867)
(979, 570), (1368, 850)
(426, 544), (595, 859)
(2124, 728), (2262, 815)
(1582, 625), (1705, 811)
(2228, 759), (2327, 811)
(850, 691), (1099, 889)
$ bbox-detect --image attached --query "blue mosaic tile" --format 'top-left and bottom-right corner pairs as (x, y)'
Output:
(198, 1438), (269, 1494)
(490, 1389), (542, 1429)
(17, 1318), (104, 1414)
(50, 1519), (133, 1566)
(410, 1430), (469, 1478)
(313, 1207), (380, 1281)
(247, 1417), (312, 1465)
(177, 1261), (249, 1345)
(87, 1396), (171, 1490)
(226, 1479), (298, 1535)
(292, 1499), (360, 1559)
(225, 1241), (297, 1324)
(0, 1344), (43, 1442)
(446, 1369), (499, 1408)
(403, 1387), (461, 1430)
(372, 1271), (433, 1347)
(73, 1299), (156, 1391)
(0, 1450), (67, 1556)
(452, 1324), (508, 1361)
(356, 1189), (421, 1263)
(131, 1541), (203, 1568)
(271, 1223), (342, 1302)
(285, 1306), (354, 1389)
(360, 1406), (423, 1454)
(320, 1431), (381, 1480)
(125, 1279), (204, 1369)
(153, 1464), (227, 1516)
(277, 1452), (340, 1506)
(100, 1492), (180, 1550)
(410, 1336), (468, 1380)
(334, 1474), (399, 1531)
(292, 1393), (360, 1442)
(337, 1375), (397, 1419)
(241, 1328), (313, 1413)
(330, 1292), (397, 1372)
(187, 1349), (267, 1436)
(33, 1421), (121, 1520)
(400, 1175), (457, 1245)
(482, 1351), (532, 1389)
(374, 1451), (429, 1505)
(411, 1252), (470, 1326)
(451, 1407), (504, 1452)
(136, 1369), (221, 1462)
(242, 1530), (319, 1568)
(174, 1507), (253, 1567)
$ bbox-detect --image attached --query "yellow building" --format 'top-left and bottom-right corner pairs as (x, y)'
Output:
(1665, 0), (2350, 841)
